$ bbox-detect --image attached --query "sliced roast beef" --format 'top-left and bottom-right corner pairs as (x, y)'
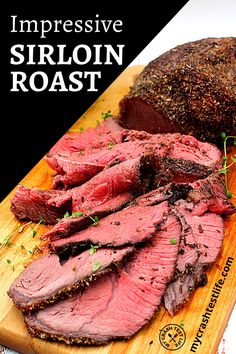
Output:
(164, 274), (197, 316)
(117, 37), (236, 144)
(46, 132), (221, 190)
(164, 178), (234, 317)
(154, 157), (212, 185)
(164, 207), (199, 316)
(135, 182), (192, 206)
(47, 117), (123, 158)
(132, 173), (235, 212)
(10, 186), (69, 224)
(187, 212), (224, 266)
(43, 193), (133, 240)
(188, 174), (236, 215)
(47, 140), (151, 190)
(44, 172), (234, 241)
(44, 182), (190, 241)
(50, 202), (169, 255)
(48, 156), (155, 213)
(11, 156), (152, 224)
(8, 246), (134, 312)
(50, 154), (105, 190)
(148, 133), (221, 168)
(25, 213), (180, 345)
(164, 201), (225, 315)
(44, 183), (191, 241)
(46, 128), (151, 169)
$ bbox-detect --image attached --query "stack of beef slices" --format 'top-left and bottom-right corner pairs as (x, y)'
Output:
(9, 118), (235, 345)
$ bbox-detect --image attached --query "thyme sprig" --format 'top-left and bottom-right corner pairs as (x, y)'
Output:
(28, 245), (43, 256)
(89, 244), (99, 255)
(92, 260), (101, 272)
(0, 221), (33, 249)
(89, 215), (100, 226)
(219, 132), (236, 197)
(62, 211), (84, 220)
(0, 217), (45, 252)
(30, 216), (45, 238)
(101, 110), (112, 120)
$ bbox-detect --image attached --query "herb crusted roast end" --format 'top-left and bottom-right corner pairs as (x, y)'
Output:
(117, 37), (236, 144)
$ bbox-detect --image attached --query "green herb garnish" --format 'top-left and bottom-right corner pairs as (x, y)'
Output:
(17, 221), (33, 234)
(109, 158), (122, 168)
(108, 141), (115, 150)
(6, 259), (11, 264)
(31, 217), (45, 238)
(64, 211), (70, 218)
(221, 131), (227, 140)
(39, 216), (45, 224)
(92, 260), (101, 272)
(17, 223), (24, 233)
(29, 245), (43, 256)
(180, 320), (185, 329)
(71, 211), (84, 217)
(219, 132), (236, 197)
(0, 221), (33, 249)
(89, 244), (99, 255)
(63, 211), (84, 219)
(79, 127), (84, 132)
(32, 229), (37, 238)
(89, 215), (100, 226)
(96, 120), (101, 126)
(101, 110), (112, 120)
(0, 235), (14, 247)
(170, 238), (177, 245)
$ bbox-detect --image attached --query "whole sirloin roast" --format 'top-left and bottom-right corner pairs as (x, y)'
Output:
(8, 37), (236, 346)
(117, 37), (236, 144)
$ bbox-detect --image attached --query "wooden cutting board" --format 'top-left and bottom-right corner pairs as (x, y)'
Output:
(0, 65), (235, 354)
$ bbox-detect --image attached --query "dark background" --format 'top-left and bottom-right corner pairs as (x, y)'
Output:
(1, 1), (188, 201)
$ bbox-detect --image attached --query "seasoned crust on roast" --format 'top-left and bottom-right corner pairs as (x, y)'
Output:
(118, 37), (236, 143)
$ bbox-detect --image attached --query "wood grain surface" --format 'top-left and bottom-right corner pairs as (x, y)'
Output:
(0, 65), (235, 354)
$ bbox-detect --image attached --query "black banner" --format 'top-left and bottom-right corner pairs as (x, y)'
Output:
(1, 1), (188, 201)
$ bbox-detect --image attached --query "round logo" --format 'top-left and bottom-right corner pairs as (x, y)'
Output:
(159, 324), (186, 351)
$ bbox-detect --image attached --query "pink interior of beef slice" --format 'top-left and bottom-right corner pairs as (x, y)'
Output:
(44, 192), (133, 241)
(8, 246), (134, 312)
(46, 131), (221, 190)
(46, 128), (151, 171)
(148, 133), (222, 169)
(42, 172), (234, 240)
(134, 182), (192, 206)
(47, 117), (123, 158)
(189, 174), (236, 215)
(154, 157), (213, 185)
(10, 186), (69, 225)
(164, 200), (225, 316)
(44, 183), (188, 241)
(48, 156), (147, 212)
(11, 156), (147, 225)
(24, 213), (181, 345)
(50, 201), (169, 255)
(134, 172), (235, 214)
(47, 140), (151, 190)
(173, 209), (199, 275)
